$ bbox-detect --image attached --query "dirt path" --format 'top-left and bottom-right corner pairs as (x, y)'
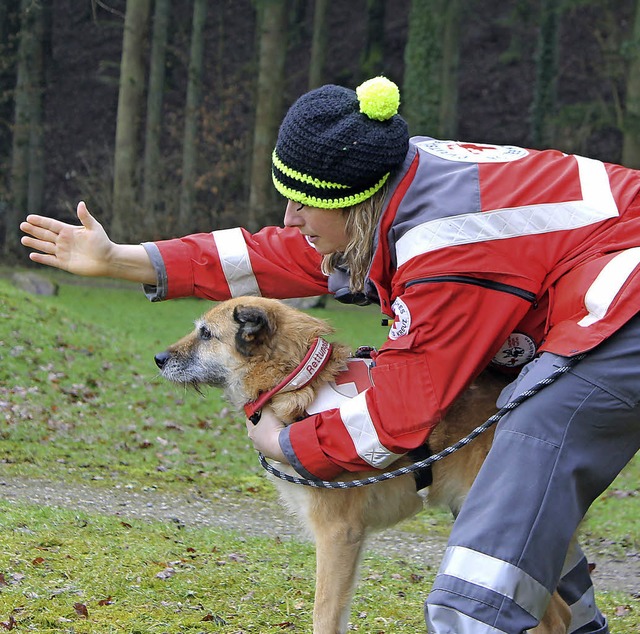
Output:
(1, 476), (638, 598)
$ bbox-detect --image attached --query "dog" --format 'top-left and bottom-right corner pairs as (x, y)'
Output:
(155, 296), (571, 634)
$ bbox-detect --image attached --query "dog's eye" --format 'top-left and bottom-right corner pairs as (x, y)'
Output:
(198, 324), (213, 341)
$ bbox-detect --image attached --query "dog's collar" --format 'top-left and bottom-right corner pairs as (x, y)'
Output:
(244, 337), (333, 424)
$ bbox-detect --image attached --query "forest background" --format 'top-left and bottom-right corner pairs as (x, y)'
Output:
(2, 0), (640, 258)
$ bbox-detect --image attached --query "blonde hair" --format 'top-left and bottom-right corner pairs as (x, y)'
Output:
(321, 187), (387, 293)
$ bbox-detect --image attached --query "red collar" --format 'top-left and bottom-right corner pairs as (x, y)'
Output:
(244, 337), (333, 423)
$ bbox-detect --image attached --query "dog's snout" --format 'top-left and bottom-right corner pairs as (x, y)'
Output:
(154, 351), (171, 370)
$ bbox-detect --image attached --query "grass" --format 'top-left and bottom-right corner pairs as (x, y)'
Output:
(0, 500), (636, 633)
(1, 272), (639, 632)
(0, 500), (432, 633)
(1, 277), (263, 495)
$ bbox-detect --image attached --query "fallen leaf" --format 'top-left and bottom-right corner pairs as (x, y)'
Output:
(31, 557), (44, 566)
(156, 567), (175, 580)
(97, 597), (113, 606)
(0, 615), (16, 630)
(607, 489), (637, 499)
(73, 603), (89, 618)
(202, 614), (227, 625)
(615, 604), (633, 616)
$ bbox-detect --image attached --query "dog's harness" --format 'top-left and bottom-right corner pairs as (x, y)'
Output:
(244, 337), (333, 425)
(246, 341), (433, 491)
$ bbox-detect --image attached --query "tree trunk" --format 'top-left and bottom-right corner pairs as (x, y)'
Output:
(9, 0), (32, 246)
(622, 0), (640, 168)
(142, 0), (170, 236)
(308, 0), (328, 89)
(403, 0), (461, 138)
(247, 0), (288, 232)
(6, 0), (46, 256)
(439, 0), (461, 139)
(402, 0), (443, 135)
(177, 0), (207, 233)
(530, 0), (560, 147)
(360, 0), (385, 82)
(27, 1), (50, 216)
(111, 0), (150, 243)
(0, 1), (19, 167)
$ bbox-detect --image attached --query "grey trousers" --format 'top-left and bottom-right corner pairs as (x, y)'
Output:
(425, 313), (640, 633)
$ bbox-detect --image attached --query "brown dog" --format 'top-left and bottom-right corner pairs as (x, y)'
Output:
(155, 296), (570, 634)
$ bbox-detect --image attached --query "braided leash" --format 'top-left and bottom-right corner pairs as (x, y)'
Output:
(258, 354), (585, 489)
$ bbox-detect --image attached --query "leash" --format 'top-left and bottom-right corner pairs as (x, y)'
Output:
(257, 353), (585, 489)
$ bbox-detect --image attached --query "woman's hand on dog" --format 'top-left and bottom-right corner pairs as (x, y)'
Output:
(20, 201), (156, 284)
(246, 407), (288, 463)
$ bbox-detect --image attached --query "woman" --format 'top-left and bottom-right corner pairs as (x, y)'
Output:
(21, 77), (640, 633)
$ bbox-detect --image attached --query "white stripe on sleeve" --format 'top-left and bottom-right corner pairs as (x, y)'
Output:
(212, 228), (261, 297)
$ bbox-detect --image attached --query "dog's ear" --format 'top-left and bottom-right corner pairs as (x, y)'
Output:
(233, 305), (276, 356)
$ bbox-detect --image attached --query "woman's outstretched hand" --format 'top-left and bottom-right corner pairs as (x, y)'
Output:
(20, 201), (115, 277)
(20, 201), (156, 284)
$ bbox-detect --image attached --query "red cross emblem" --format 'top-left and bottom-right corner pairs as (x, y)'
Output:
(333, 359), (374, 396)
(457, 142), (497, 153)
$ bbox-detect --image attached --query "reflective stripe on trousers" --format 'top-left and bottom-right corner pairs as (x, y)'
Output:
(425, 312), (640, 633)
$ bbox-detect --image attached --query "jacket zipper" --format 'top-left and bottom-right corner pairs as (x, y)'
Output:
(405, 275), (538, 306)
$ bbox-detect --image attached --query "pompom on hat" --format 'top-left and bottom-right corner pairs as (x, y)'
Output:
(272, 76), (409, 209)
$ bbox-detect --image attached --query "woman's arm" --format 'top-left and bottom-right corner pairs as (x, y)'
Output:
(20, 201), (156, 285)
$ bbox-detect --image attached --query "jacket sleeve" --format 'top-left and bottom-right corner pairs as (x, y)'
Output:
(280, 279), (533, 480)
(142, 226), (328, 301)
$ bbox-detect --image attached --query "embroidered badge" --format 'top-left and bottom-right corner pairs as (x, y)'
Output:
(389, 297), (411, 340)
(492, 332), (537, 368)
(416, 139), (529, 163)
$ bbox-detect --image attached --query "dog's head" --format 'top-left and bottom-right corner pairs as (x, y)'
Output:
(155, 296), (348, 412)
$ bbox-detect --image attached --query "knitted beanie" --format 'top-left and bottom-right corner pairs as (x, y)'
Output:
(272, 76), (409, 209)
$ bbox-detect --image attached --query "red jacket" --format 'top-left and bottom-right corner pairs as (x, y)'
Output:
(145, 138), (640, 480)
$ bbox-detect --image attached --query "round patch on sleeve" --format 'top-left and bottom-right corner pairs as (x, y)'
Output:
(415, 139), (529, 163)
(389, 297), (411, 340)
(492, 332), (537, 368)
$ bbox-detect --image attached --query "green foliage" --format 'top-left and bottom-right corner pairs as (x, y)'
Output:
(550, 101), (616, 156)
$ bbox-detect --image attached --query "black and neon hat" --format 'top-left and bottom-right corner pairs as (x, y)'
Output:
(272, 76), (409, 209)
